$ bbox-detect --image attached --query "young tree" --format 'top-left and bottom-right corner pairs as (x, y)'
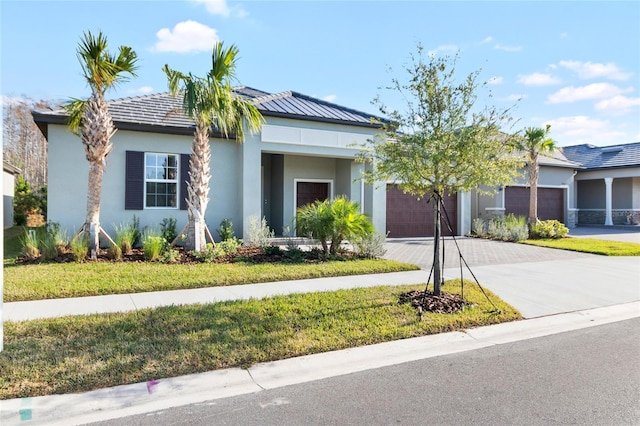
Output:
(359, 46), (523, 296)
(515, 125), (557, 228)
(163, 42), (264, 251)
(65, 31), (138, 259)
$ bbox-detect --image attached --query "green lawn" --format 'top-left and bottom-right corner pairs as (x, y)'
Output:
(521, 237), (640, 256)
(0, 279), (521, 399)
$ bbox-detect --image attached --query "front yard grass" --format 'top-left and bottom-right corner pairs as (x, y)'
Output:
(521, 237), (640, 256)
(4, 259), (419, 302)
(0, 279), (521, 399)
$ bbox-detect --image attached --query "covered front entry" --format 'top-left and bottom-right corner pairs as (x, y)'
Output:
(505, 186), (564, 221)
(386, 184), (457, 237)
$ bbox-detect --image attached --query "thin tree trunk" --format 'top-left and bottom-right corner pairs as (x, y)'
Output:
(432, 195), (442, 297)
(85, 160), (104, 258)
(528, 152), (539, 229)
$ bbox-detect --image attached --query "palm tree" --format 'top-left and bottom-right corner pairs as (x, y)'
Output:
(163, 42), (264, 251)
(518, 125), (556, 228)
(65, 31), (138, 259)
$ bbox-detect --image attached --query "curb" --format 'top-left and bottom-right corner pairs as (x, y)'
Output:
(2, 301), (638, 426)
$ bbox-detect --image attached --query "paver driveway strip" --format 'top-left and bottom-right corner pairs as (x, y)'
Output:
(384, 235), (640, 318)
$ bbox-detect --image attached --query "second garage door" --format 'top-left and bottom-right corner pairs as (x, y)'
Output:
(386, 184), (457, 237)
(505, 186), (565, 221)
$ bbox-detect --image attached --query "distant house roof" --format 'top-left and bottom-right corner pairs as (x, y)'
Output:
(561, 142), (640, 171)
(3, 161), (21, 176)
(32, 86), (383, 137)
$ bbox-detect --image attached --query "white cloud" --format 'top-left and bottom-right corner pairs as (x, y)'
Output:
(152, 21), (219, 53)
(547, 83), (632, 104)
(487, 76), (503, 85)
(322, 94), (337, 103)
(544, 115), (630, 146)
(558, 60), (633, 81)
(594, 95), (640, 115)
(192, 0), (248, 18)
(494, 44), (522, 52)
(129, 86), (154, 95)
(480, 36), (493, 44)
(517, 73), (562, 86)
(503, 94), (527, 102)
(427, 44), (458, 57)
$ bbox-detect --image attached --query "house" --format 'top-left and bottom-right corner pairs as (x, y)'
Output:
(3, 161), (21, 228)
(562, 142), (640, 226)
(32, 88), (391, 241)
(32, 89), (640, 242)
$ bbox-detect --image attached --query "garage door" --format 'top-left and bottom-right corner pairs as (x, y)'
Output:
(505, 186), (564, 221)
(386, 184), (457, 237)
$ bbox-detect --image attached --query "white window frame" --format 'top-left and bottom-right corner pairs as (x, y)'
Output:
(144, 152), (180, 209)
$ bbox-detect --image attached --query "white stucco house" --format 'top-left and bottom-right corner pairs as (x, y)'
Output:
(33, 87), (391, 241)
(32, 88), (639, 241)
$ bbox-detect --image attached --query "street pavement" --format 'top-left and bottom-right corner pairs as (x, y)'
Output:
(1, 226), (639, 425)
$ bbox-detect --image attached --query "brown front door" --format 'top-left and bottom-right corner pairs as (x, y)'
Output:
(296, 182), (329, 207)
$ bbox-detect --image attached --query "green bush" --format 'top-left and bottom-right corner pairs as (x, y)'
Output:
(530, 220), (569, 239)
(14, 176), (41, 226)
(20, 228), (40, 259)
(352, 231), (387, 259)
(296, 196), (374, 254)
(106, 244), (123, 261)
(476, 214), (528, 242)
(70, 236), (88, 263)
(160, 216), (177, 244)
(38, 223), (68, 261)
(142, 230), (165, 261)
(217, 218), (235, 241)
(218, 237), (242, 256)
(114, 219), (138, 254)
(246, 216), (274, 248)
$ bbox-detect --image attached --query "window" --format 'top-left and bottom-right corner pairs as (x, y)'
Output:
(145, 153), (178, 208)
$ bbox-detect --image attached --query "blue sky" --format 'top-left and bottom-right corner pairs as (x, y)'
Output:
(1, 0), (639, 147)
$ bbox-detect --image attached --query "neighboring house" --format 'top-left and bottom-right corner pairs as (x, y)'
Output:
(3, 161), (21, 228)
(471, 151), (583, 229)
(563, 142), (640, 226)
(33, 88), (389, 240)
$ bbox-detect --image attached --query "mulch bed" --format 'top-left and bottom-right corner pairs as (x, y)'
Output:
(398, 289), (469, 314)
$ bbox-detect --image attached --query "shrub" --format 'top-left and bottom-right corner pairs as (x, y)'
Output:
(14, 176), (40, 226)
(296, 197), (374, 254)
(193, 243), (223, 263)
(530, 220), (569, 239)
(284, 246), (305, 263)
(70, 236), (88, 263)
(160, 216), (177, 244)
(106, 244), (123, 261)
(142, 230), (165, 261)
(218, 237), (242, 256)
(246, 216), (274, 248)
(115, 220), (137, 255)
(217, 218), (235, 241)
(161, 247), (181, 263)
(21, 228), (40, 260)
(352, 231), (387, 259)
(472, 218), (485, 237)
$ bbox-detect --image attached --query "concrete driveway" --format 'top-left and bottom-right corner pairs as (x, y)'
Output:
(383, 227), (640, 318)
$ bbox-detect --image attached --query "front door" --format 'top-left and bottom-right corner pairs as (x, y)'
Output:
(296, 182), (329, 207)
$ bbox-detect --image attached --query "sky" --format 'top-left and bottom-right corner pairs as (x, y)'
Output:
(1, 0), (639, 147)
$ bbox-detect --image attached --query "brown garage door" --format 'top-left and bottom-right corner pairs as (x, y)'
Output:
(505, 186), (564, 221)
(386, 184), (457, 237)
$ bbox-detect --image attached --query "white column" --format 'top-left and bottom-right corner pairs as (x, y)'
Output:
(604, 177), (613, 226)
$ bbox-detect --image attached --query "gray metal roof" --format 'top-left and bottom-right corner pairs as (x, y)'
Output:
(32, 87), (382, 136)
(561, 142), (640, 170)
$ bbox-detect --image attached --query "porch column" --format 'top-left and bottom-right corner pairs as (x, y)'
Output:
(604, 177), (613, 226)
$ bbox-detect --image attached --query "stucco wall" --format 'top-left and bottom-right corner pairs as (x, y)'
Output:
(48, 124), (243, 240)
(3, 171), (16, 228)
(577, 180), (605, 209)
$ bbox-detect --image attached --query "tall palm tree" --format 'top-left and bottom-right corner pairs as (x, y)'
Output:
(163, 42), (264, 251)
(518, 125), (556, 227)
(65, 31), (138, 259)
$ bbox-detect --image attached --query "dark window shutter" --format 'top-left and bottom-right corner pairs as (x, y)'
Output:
(180, 154), (190, 210)
(125, 151), (144, 210)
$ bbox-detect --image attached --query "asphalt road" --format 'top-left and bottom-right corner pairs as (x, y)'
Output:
(90, 317), (640, 426)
